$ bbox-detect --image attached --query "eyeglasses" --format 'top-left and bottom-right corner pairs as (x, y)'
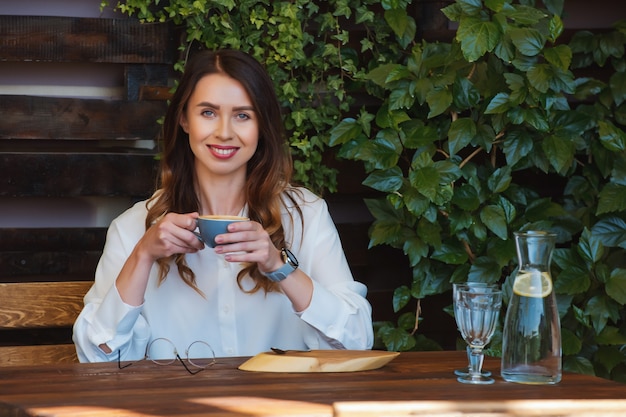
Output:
(118, 337), (216, 375)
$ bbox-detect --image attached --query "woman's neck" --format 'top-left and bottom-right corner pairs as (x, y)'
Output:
(194, 175), (247, 216)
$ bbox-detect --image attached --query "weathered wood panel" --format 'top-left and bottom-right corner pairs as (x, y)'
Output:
(0, 16), (174, 64)
(0, 153), (159, 197)
(0, 95), (166, 141)
(0, 281), (92, 329)
(0, 344), (79, 366)
(0, 228), (105, 252)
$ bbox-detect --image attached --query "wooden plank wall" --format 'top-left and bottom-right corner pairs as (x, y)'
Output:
(0, 14), (172, 346)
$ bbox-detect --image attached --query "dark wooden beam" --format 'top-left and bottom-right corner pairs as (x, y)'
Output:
(0, 153), (159, 197)
(0, 16), (175, 64)
(0, 95), (166, 141)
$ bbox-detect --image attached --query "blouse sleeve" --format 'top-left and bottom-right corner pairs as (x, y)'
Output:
(72, 204), (151, 363)
(292, 190), (374, 350)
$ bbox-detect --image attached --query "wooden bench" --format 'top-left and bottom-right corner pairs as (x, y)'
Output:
(0, 281), (93, 366)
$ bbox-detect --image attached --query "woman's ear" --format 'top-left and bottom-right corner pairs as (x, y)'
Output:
(180, 114), (189, 133)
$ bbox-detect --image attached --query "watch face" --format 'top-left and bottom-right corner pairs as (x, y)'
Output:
(282, 248), (299, 267)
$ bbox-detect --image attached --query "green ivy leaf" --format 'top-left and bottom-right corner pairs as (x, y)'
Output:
(468, 256), (503, 282)
(595, 326), (626, 345)
(610, 71), (626, 106)
(598, 120), (626, 152)
(561, 327), (582, 355)
(585, 295), (620, 334)
(410, 166), (440, 201)
(403, 236), (429, 266)
(452, 183), (481, 211)
(487, 165), (512, 193)
(548, 13), (564, 42)
(542, 134), (575, 174)
(379, 324), (416, 352)
(402, 121), (440, 149)
(426, 87), (453, 118)
(503, 129), (534, 166)
(597, 183), (626, 215)
(452, 77), (481, 109)
(362, 167), (404, 192)
(484, 0), (506, 12)
(456, 16), (501, 62)
(448, 118), (477, 155)
(480, 205), (508, 239)
(594, 346), (626, 374)
(392, 285), (412, 312)
(577, 228), (604, 265)
(485, 92), (511, 114)
(592, 217), (626, 249)
(563, 356), (595, 375)
(554, 266), (590, 295)
(502, 4), (547, 25)
(329, 118), (361, 146)
(441, 3), (462, 21)
(403, 187), (430, 217)
(606, 268), (626, 304)
(510, 27), (545, 57)
(544, 44), (572, 70)
(384, 8), (409, 39)
(457, 0), (483, 15)
(526, 64), (552, 93)
(366, 64), (404, 87)
(431, 242), (469, 265)
(390, 82), (417, 110)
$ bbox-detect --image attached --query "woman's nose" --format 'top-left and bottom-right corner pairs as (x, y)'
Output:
(216, 117), (233, 140)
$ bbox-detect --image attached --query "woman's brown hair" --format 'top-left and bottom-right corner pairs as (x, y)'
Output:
(146, 49), (299, 294)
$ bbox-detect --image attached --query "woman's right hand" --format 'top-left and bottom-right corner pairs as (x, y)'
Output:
(114, 212), (203, 307)
(139, 212), (204, 262)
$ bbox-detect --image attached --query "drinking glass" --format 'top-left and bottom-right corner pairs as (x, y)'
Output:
(452, 282), (499, 377)
(454, 286), (502, 384)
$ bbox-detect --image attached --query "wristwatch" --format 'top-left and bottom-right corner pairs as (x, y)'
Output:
(262, 248), (299, 282)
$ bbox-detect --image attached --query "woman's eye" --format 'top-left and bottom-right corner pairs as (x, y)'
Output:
(202, 110), (215, 117)
(236, 113), (250, 120)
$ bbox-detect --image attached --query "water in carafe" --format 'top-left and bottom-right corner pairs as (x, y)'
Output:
(501, 231), (561, 384)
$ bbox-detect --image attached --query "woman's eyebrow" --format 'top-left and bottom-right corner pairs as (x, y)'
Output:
(196, 101), (254, 112)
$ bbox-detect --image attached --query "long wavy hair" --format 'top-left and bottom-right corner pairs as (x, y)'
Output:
(145, 49), (299, 295)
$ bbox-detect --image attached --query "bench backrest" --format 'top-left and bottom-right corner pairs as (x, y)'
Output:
(0, 281), (93, 366)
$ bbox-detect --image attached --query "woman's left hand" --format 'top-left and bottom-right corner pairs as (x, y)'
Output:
(213, 220), (283, 273)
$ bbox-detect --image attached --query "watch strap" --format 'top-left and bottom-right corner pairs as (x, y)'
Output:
(262, 248), (298, 282)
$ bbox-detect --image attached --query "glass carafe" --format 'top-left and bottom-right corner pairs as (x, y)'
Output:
(501, 231), (561, 384)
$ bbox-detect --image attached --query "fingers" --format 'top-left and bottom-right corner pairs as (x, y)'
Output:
(146, 212), (204, 258)
(214, 221), (278, 266)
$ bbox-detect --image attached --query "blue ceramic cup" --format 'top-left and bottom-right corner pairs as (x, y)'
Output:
(196, 215), (248, 248)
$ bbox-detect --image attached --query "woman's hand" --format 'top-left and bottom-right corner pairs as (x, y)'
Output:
(138, 212), (204, 262)
(213, 220), (314, 312)
(213, 220), (283, 273)
(115, 212), (204, 307)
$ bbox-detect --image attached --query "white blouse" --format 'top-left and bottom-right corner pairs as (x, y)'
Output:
(73, 187), (374, 362)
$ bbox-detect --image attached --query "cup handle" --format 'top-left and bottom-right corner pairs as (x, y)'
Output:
(192, 231), (205, 243)
(193, 219), (205, 244)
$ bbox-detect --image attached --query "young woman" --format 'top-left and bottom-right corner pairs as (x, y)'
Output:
(73, 49), (374, 362)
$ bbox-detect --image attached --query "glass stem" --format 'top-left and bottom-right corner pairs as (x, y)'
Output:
(468, 347), (484, 379)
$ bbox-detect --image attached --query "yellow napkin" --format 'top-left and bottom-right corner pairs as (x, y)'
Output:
(238, 350), (399, 373)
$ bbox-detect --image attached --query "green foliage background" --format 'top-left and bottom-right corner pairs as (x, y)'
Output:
(106, 0), (626, 382)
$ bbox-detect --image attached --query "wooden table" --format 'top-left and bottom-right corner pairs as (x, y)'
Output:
(0, 351), (623, 417)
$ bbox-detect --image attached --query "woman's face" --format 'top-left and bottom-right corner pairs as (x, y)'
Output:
(180, 73), (259, 181)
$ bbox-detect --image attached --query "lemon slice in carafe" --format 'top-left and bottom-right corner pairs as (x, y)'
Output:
(512, 271), (553, 298)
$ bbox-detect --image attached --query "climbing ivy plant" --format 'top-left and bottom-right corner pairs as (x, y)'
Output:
(330, 0), (626, 382)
